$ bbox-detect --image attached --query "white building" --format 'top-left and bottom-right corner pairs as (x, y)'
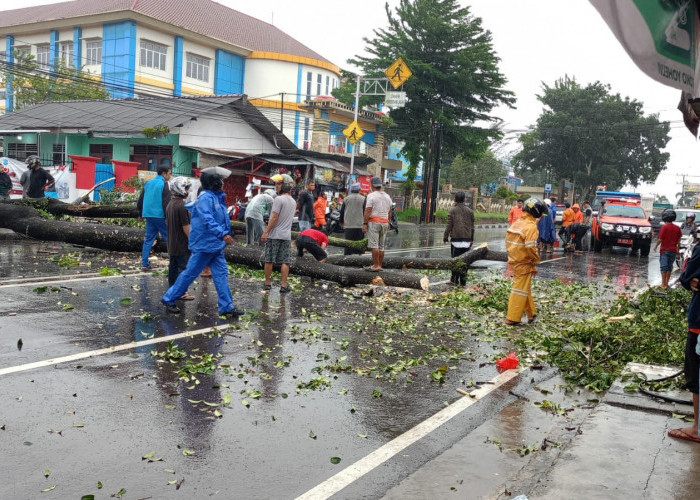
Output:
(0, 0), (343, 150)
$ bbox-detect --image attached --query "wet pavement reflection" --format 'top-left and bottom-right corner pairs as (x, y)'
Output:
(0, 223), (665, 498)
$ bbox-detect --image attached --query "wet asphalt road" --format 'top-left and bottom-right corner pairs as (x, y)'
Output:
(0, 224), (663, 499)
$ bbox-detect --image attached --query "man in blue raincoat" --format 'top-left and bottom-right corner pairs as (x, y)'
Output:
(161, 168), (244, 318)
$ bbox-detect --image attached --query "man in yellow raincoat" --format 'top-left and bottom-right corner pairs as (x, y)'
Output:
(505, 197), (548, 325)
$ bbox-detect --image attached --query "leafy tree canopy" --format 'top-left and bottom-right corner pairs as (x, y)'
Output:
(338, 0), (515, 184)
(5, 52), (109, 110)
(514, 77), (670, 201)
(446, 151), (505, 192)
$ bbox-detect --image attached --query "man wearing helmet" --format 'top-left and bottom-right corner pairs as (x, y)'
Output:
(23, 156), (55, 199)
(165, 177), (194, 300)
(161, 167), (244, 318)
(654, 209), (682, 289)
(505, 197), (547, 325)
(261, 174), (297, 293)
(681, 212), (697, 236)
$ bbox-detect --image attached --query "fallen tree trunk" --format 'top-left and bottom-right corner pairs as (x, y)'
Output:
(224, 245), (429, 290)
(9, 199), (368, 252)
(326, 243), (508, 270)
(0, 203), (427, 289)
(9, 198), (140, 218)
(229, 220), (367, 252)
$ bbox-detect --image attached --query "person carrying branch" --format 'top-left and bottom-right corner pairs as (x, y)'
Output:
(505, 198), (548, 326)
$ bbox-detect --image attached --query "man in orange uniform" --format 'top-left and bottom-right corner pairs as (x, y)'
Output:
(572, 203), (583, 223)
(505, 198), (548, 325)
(508, 199), (524, 225)
(558, 202), (574, 245)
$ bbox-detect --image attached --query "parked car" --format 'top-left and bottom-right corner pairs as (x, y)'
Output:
(591, 198), (653, 255)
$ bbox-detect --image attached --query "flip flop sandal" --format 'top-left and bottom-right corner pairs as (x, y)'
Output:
(504, 319), (521, 326)
(668, 428), (700, 443)
(178, 294), (195, 301)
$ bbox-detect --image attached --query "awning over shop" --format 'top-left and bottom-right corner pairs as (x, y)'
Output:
(258, 156), (311, 166)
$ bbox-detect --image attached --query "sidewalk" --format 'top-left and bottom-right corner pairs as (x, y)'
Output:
(383, 364), (699, 499)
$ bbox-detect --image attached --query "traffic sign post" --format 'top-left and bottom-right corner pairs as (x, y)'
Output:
(385, 57), (412, 89)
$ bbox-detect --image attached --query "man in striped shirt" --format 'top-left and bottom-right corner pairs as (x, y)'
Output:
(505, 198), (548, 326)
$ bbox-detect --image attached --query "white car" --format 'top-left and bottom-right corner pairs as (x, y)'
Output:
(674, 208), (700, 228)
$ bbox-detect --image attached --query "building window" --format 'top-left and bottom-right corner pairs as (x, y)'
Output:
(7, 142), (38, 161)
(306, 71), (312, 101)
(303, 118), (310, 149)
(131, 145), (173, 172)
(0, 88), (5, 100)
(0, 52), (6, 62)
(89, 143), (113, 164)
(325, 76), (329, 95)
(52, 144), (66, 165)
(86, 40), (101, 65)
(60, 42), (73, 68)
(316, 74), (322, 95)
(140, 40), (167, 71)
(37, 45), (50, 68)
(185, 53), (210, 82)
(14, 46), (30, 60)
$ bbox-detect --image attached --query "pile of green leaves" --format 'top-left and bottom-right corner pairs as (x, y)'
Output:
(434, 277), (689, 392)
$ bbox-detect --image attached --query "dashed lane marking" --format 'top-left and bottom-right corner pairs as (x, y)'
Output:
(0, 271), (156, 289)
(295, 369), (520, 500)
(0, 324), (232, 376)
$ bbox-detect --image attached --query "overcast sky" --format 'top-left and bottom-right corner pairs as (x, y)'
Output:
(9, 0), (700, 201)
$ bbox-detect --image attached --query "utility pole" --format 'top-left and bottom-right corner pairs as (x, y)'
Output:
(349, 75), (361, 179)
(280, 92), (284, 134)
(420, 122), (437, 224)
(429, 123), (443, 223)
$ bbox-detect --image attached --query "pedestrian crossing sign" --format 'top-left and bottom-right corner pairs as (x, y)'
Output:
(343, 120), (364, 144)
(385, 57), (412, 89)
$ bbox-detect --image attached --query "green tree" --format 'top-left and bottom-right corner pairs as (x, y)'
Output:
(514, 77), (670, 201)
(340, 0), (515, 188)
(655, 194), (669, 204)
(447, 151), (505, 192)
(5, 52), (108, 110)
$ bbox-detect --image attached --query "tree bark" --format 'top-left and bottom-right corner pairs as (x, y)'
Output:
(224, 245), (429, 290)
(0, 203), (427, 290)
(229, 220), (367, 252)
(9, 198), (139, 218)
(326, 243), (507, 269)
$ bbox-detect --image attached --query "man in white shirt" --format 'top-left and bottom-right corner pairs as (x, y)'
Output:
(363, 177), (393, 271)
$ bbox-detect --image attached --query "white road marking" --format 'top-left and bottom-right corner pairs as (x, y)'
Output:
(0, 269), (146, 284)
(0, 324), (232, 376)
(539, 257), (566, 264)
(384, 245), (448, 255)
(0, 272), (149, 289)
(295, 369), (520, 500)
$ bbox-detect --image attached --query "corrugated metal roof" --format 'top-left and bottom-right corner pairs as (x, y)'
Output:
(258, 156), (310, 166)
(0, 95), (244, 132)
(0, 0), (333, 65)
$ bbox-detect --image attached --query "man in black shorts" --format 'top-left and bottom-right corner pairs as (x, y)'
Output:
(296, 227), (329, 262)
(670, 244), (700, 443)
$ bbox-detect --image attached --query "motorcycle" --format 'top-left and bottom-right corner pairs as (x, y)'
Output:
(227, 200), (247, 233)
(677, 231), (697, 271)
(389, 203), (399, 234)
(327, 208), (343, 235)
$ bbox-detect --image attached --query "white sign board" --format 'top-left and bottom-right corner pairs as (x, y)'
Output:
(385, 91), (408, 109)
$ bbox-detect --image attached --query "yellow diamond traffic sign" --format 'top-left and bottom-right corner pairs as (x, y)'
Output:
(385, 57), (412, 89)
(343, 120), (364, 144)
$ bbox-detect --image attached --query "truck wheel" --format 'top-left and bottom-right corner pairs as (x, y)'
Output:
(640, 243), (651, 257)
(594, 237), (603, 253)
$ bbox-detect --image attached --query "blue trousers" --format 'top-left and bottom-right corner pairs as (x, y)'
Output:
(142, 217), (168, 267)
(162, 251), (234, 314)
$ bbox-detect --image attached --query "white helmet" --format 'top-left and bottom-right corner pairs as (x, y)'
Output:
(543, 198), (552, 207)
(170, 176), (192, 197)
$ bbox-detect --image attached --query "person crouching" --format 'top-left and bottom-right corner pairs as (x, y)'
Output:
(296, 228), (329, 262)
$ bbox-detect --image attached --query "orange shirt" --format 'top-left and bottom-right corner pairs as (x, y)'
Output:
(561, 208), (575, 227)
(508, 206), (523, 225)
(314, 197), (327, 226)
(573, 210), (583, 223)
